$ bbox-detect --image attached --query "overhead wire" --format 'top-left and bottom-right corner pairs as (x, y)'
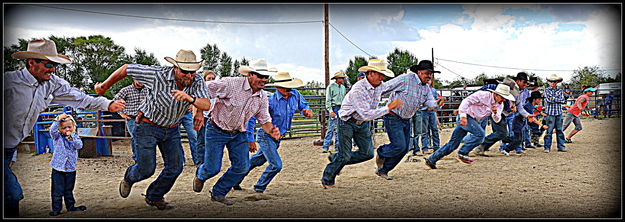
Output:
(438, 57), (621, 72)
(27, 4), (323, 25)
(328, 23), (373, 57)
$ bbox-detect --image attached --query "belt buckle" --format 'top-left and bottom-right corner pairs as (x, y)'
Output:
(356, 120), (364, 124)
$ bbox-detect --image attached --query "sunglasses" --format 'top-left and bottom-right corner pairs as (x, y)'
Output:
(251, 72), (270, 79)
(179, 69), (196, 75)
(36, 59), (59, 69)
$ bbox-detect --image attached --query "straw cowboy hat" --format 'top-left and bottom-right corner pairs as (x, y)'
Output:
(266, 72), (305, 88)
(11, 39), (72, 64)
(487, 84), (516, 102)
(500, 78), (520, 97)
(238, 58), (274, 76)
(358, 59), (394, 77)
(331, 71), (347, 79)
(546, 73), (563, 82)
(164, 49), (203, 71)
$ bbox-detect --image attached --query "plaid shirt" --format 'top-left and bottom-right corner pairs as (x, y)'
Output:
(206, 77), (271, 132)
(544, 87), (565, 116)
(126, 64), (210, 126)
(114, 84), (147, 117)
(49, 120), (83, 172)
(387, 72), (437, 118)
(338, 77), (400, 122)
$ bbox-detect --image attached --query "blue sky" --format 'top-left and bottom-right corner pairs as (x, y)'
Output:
(4, 3), (621, 85)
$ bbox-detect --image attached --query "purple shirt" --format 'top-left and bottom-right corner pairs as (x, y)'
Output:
(49, 120), (83, 172)
(457, 91), (503, 122)
(386, 72), (438, 118)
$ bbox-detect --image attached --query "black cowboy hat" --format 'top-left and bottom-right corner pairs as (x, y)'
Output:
(526, 91), (544, 102)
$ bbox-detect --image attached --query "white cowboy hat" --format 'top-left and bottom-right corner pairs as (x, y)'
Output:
(358, 59), (394, 77)
(266, 72), (304, 88)
(487, 84), (516, 102)
(331, 71), (347, 79)
(238, 58), (274, 76)
(546, 73), (563, 82)
(11, 39), (72, 64)
(164, 49), (203, 71)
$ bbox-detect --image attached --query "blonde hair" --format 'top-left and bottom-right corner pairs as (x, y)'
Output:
(59, 114), (77, 128)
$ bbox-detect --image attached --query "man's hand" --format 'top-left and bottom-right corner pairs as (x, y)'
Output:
(491, 106), (498, 114)
(171, 90), (192, 102)
(459, 116), (468, 127)
(269, 126), (280, 140)
(108, 99), (126, 112)
(510, 103), (517, 113)
(303, 109), (313, 118)
(387, 99), (404, 110)
(330, 112), (337, 118)
(248, 142), (258, 153)
(56, 113), (69, 121)
(527, 115), (537, 124)
(94, 82), (107, 95)
(9, 161), (14, 169)
(119, 113), (132, 120)
(193, 113), (205, 130)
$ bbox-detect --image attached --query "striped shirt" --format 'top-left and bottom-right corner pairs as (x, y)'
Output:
(206, 77), (271, 132)
(49, 120), (83, 172)
(387, 72), (437, 119)
(114, 84), (147, 117)
(126, 64), (210, 126)
(4, 68), (111, 149)
(338, 77), (401, 122)
(544, 87), (565, 116)
(458, 91), (503, 123)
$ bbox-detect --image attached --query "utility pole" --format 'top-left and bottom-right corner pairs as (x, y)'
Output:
(324, 3), (330, 87)
(431, 48), (435, 84)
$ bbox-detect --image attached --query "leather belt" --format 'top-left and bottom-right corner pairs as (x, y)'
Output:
(139, 117), (178, 128)
(389, 111), (410, 120)
(347, 118), (365, 125)
(210, 119), (240, 134)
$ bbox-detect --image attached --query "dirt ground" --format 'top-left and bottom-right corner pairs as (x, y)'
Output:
(13, 118), (621, 218)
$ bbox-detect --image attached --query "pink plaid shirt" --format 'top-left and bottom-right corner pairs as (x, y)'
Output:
(458, 91), (503, 122)
(206, 77), (271, 132)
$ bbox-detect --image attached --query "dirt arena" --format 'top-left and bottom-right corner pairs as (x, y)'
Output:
(13, 118), (621, 218)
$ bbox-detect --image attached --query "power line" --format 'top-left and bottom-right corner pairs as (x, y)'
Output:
(434, 60), (467, 79)
(438, 57), (621, 72)
(328, 23), (373, 57)
(28, 4), (323, 25)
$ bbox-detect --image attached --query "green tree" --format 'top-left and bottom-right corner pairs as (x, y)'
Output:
(569, 66), (603, 89)
(344, 56), (369, 85)
(386, 48), (418, 78)
(218, 52), (233, 77)
(130, 48), (160, 66)
(231, 59), (240, 77)
(200, 43), (221, 74)
(4, 38), (31, 72)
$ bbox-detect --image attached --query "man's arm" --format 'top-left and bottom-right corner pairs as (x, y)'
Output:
(95, 64), (129, 95)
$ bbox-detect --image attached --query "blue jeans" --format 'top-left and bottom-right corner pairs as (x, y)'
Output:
(322, 119), (373, 186)
(194, 117), (209, 166)
(523, 124), (532, 146)
(543, 115), (566, 151)
(499, 114), (517, 151)
(461, 117), (489, 144)
(409, 110), (425, 152)
(504, 129), (525, 152)
(4, 148), (23, 217)
(196, 121), (249, 198)
(126, 119), (138, 162)
(237, 129), (282, 192)
(481, 114), (508, 151)
(124, 123), (184, 202)
(428, 115), (485, 164)
(322, 106), (341, 151)
(377, 114), (411, 175)
(180, 111), (199, 165)
(421, 110), (440, 151)
(50, 169), (77, 212)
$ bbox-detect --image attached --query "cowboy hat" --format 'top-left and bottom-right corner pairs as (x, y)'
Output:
(512, 72), (529, 81)
(266, 72), (305, 88)
(487, 84), (516, 102)
(239, 59), (274, 76)
(331, 71), (347, 79)
(501, 78), (520, 97)
(358, 59), (394, 77)
(165, 49), (203, 71)
(546, 73), (563, 82)
(11, 39), (72, 64)
(526, 91), (544, 102)
(410, 60), (440, 73)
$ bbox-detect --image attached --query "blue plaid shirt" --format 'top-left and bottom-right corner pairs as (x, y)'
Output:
(544, 87), (565, 116)
(49, 120), (83, 172)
